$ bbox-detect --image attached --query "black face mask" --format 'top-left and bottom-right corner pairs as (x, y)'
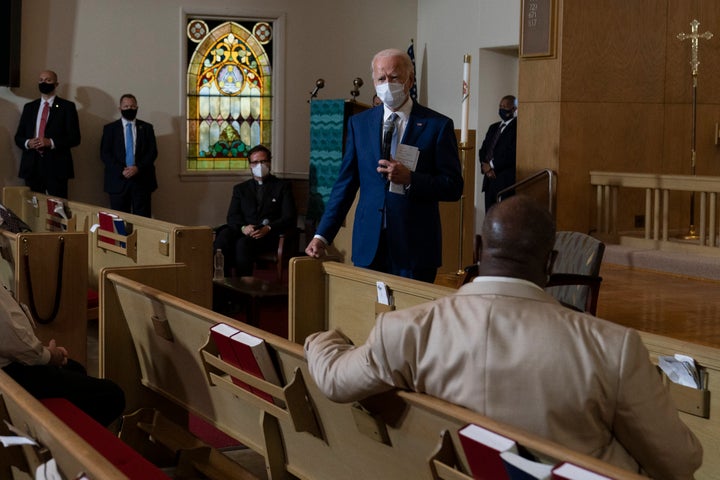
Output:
(121, 109), (138, 121)
(498, 108), (514, 121)
(38, 82), (55, 95)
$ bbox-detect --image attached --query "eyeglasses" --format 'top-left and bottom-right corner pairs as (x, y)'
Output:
(249, 160), (270, 165)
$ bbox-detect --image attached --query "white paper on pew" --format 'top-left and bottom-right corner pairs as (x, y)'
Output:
(89, 223), (100, 232)
(35, 458), (61, 480)
(0, 435), (37, 447)
(658, 354), (700, 388)
(376, 281), (391, 305)
(1, 420), (38, 446)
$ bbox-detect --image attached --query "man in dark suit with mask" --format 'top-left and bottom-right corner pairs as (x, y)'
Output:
(14, 70), (81, 199)
(100, 94), (158, 217)
(214, 145), (297, 277)
(479, 95), (517, 212)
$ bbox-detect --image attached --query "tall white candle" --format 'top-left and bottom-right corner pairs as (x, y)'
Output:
(461, 54), (471, 144)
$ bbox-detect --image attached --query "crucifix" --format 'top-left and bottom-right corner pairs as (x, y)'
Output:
(677, 19), (712, 239)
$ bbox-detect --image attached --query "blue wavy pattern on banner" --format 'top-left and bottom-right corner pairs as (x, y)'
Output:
(308, 100), (346, 221)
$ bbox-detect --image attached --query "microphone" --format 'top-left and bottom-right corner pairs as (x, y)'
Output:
(350, 77), (363, 101)
(381, 116), (395, 161)
(308, 78), (325, 102)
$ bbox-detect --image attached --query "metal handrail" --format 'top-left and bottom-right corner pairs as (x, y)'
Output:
(497, 168), (557, 214)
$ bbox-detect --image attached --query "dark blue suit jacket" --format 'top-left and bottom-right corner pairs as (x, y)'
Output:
(316, 103), (463, 270)
(100, 119), (158, 194)
(14, 97), (81, 181)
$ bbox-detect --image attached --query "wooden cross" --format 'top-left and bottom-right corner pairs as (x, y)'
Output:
(677, 19), (713, 77)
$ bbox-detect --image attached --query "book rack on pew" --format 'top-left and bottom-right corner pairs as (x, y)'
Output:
(45, 212), (77, 232)
(200, 336), (324, 440)
(95, 226), (138, 261)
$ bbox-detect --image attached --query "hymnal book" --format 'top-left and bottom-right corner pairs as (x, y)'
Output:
(46, 198), (67, 231)
(230, 330), (284, 407)
(113, 217), (127, 248)
(458, 423), (519, 480)
(551, 463), (611, 480)
(98, 211), (127, 248)
(500, 451), (553, 480)
(208, 323), (253, 393)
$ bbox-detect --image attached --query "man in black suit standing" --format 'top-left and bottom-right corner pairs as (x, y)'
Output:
(478, 95), (517, 212)
(14, 70), (81, 199)
(100, 94), (158, 217)
(214, 145), (297, 277)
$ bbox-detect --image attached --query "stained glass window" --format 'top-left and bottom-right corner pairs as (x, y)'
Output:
(186, 18), (273, 171)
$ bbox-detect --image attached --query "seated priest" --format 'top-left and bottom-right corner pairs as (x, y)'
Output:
(304, 195), (702, 479)
(214, 145), (297, 277)
(0, 284), (125, 428)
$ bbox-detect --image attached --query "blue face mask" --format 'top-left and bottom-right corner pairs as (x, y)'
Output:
(499, 108), (514, 121)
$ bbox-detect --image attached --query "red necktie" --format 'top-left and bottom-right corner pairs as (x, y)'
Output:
(38, 101), (50, 138)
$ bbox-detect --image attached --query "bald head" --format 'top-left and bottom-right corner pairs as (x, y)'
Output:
(479, 195), (556, 286)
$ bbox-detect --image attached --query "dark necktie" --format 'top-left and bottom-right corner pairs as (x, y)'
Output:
(382, 113), (399, 160)
(485, 122), (505, 163)
(125, 122), (135, 166)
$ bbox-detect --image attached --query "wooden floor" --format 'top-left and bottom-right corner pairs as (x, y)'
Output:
(597, 263), (720, 349)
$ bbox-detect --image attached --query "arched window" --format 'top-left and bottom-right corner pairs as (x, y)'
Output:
(186, 18), (273, 172)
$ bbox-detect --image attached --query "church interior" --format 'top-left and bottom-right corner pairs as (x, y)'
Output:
(1, 0), (720, 479)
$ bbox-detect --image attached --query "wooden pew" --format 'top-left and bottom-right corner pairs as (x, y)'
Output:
(289, 258), (718, 480)
(2, 186), (212, 308)
(101, 262), (645, 479)
(0, 229), (89, 366)
(0, 369), (129, 479)
(1, 186), (212, 368)
(639, 332), (719, 479)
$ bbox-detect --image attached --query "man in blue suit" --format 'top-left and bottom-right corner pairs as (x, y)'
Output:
(14, 70), (81, 199)
(306, 48), (463, 283)
(100, 94), (158, 217)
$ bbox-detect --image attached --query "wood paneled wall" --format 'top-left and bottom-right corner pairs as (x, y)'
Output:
(519, 0), (720, 233)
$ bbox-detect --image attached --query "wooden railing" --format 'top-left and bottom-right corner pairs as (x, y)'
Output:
(590, 171), (720, 254)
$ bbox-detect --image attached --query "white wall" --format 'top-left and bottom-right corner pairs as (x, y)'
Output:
(0, 0), (417, 226)
(417, 0), (520, 230)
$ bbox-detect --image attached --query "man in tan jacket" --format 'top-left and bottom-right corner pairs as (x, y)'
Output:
(305, 195), (702, 479)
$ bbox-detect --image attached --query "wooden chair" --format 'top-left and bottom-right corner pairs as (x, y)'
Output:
(214, 224), (300, 281)
(255, 226), (300, 280)
(545, 231), (605, 315)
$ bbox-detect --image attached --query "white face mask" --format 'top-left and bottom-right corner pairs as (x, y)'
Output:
(251, 163), (269, 178)
(375, 82), (408, 110)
